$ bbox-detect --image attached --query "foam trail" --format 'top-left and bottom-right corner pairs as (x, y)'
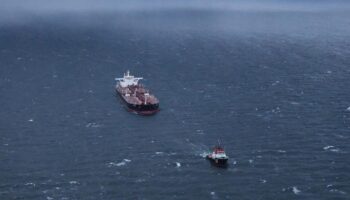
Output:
(200, 152), (209, 158)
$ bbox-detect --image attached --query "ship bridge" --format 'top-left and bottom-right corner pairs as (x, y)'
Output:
(115, 70), (143, 87)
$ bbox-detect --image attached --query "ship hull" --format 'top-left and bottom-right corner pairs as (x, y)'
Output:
(206, 156), (228, 167)
(116, 90), (159, 115)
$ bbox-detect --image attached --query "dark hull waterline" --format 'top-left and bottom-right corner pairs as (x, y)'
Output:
(206, 156), (228, 167)
(116, 91), (159, 115)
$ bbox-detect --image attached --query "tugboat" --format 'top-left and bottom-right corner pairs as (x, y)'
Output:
(115, 70), (159, 115)
(206, 142), (229, 166)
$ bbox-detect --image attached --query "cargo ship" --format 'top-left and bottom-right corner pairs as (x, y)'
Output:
(115, 71), (159, 115)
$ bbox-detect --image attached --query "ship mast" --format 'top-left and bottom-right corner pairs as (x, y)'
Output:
(144, 93), (149, 104)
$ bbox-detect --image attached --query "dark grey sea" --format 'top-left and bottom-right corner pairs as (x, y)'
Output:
(1, 1), (350, 199)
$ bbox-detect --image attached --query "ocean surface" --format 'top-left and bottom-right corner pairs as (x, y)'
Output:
(1, 1), (350, 199)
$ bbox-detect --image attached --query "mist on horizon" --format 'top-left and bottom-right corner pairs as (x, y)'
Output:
(1, 0), (350, 14)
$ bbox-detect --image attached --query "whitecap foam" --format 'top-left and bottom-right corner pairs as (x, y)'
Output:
(107, 162), (118, 167)
(330, 148), (340, 152)
(69, 181), (79, 185)
(116, 162), (126, 167)
(346, 107), (350, 111)
(85, 122), (101, 128)
(323, 146), (340, 152)
(135, 179), (146, 183)
(175, 162), (181, 167)
(107, 159), (131, 167)
(210, 191), (218, 199)
(329, 189), (347, 195)
(25, 182), (36, 187)
(290, 101), (300, 105)
(292, 186), (301, 195)
(323, 146), (334, 150)
(271, 80), (280, 86)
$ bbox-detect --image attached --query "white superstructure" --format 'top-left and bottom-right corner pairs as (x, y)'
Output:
(211, 151), (228, 159)
(115, 70), (143, 88)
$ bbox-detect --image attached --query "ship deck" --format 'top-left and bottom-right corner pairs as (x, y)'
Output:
(117, 84), (159, 105)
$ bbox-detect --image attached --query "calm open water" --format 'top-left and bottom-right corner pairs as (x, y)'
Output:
(1, 1), (350, 199)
